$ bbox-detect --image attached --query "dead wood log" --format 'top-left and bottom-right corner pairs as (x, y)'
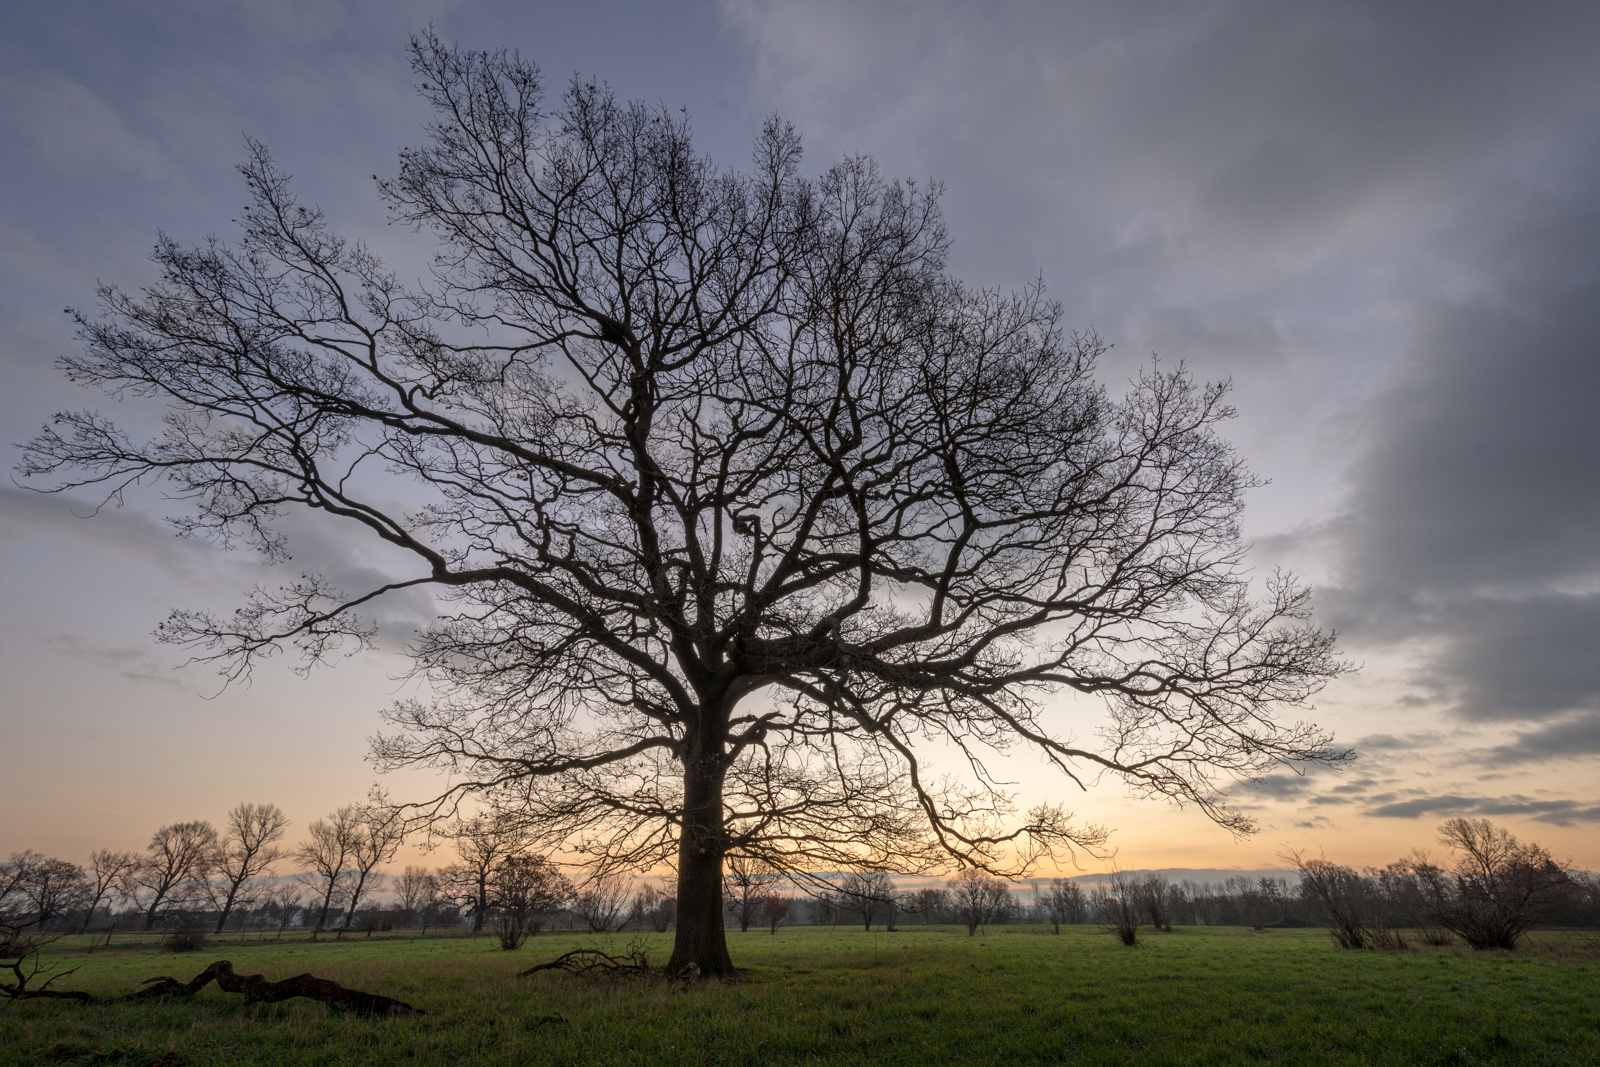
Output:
(117, 960), (424, 1016)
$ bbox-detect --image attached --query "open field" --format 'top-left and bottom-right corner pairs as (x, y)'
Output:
(4, 926), (1598, 1066)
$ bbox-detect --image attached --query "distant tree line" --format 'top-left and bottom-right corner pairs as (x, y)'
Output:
(6, 814), (1595, 961)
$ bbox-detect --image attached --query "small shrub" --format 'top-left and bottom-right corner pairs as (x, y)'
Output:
(1369, 926), (1407, 951)
(1095, 872), (1143, 946)
(163, 922), (207, 953)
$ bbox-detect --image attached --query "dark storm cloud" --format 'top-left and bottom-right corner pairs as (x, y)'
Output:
(1321, 177), (1600, 726)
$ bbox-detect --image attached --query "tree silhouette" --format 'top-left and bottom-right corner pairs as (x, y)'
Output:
(206, 802), (289, 934)
(21, 32), (1347, 975)
(132, 823), (216, 931)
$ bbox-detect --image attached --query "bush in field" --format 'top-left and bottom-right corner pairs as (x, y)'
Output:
(492, 855), (572, 950)
(1412, 818), (1569, 950)
(946, 870), (1013, 936)
(1288, 851), (1383, 949)
(1094, 872), (1142, 946)
(1036, 878), (1087, 934)
(763, 894), (793, 934)
(163, 920), (208, 953)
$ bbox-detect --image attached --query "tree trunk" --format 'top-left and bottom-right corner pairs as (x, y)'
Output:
(313, 884), (336, 939)
(472, 880), (487, 933)
(667, 759), (734, 976)
(215, 884), (240, 935)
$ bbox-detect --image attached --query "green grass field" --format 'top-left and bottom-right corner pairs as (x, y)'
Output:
(4, 925), (1598, 1065)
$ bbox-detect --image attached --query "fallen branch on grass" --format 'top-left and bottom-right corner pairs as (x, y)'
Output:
(2, 956), (423, 1016)
(118, 960), (425, 1016)
(517, 945), (653, 978)
(3, 957), (92, 1002)
(2, 929), (91, 1002)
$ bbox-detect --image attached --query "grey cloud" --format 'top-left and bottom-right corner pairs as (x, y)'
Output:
(1, 73), (172, 180)
(1322, 213), (1600, 723)
(1367, 792), (1600, 827)
(730, 0), (1600, 740)
(1484, 713), (1600, 765)
(1235, 774), (1315, 799)
(43, 633), (189, 690)
(1354, 734), (1442, 753)
(0, 485), (202, 568)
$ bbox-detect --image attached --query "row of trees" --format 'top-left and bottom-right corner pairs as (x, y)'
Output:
(11, 813), (1595, 952)
(0, 803), (294, 936)
(3, 801), (418, 939)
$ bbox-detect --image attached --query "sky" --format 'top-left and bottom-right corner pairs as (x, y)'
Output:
(2, 0), (1598, 876)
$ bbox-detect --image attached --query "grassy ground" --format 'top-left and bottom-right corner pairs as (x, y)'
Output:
(3, 925), (1598, 1066)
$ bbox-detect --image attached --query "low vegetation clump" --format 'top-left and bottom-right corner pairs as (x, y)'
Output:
(4, 925), (1598, 1066)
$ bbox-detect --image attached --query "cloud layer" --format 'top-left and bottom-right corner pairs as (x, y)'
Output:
(4, 0), (1599, 864)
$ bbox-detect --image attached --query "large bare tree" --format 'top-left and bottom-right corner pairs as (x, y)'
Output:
(337, 807), (404, 936)
(21, 33), (1347, 974)
(79, 849), (139, 935)
(294, 806), (361, 936)
(132, 822), (217, 931)
(205, 802), (289, 933)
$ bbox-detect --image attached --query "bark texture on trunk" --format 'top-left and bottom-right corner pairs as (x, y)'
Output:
(666, 760), (733, 976)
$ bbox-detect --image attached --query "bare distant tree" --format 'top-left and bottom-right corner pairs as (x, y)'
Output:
(205, 802), (289, 933)
(265, 883), (303, 941)
(1, 852), (86, 929)
(838, 871), (896, 932)
(295, 805), (361, 936)
(905, 887), (949, 926)
(1036, 877), (1088, 934)
(442, 815), (534, 934)
(1411, 818), (1570, 950)
(490, 855), (573, 949)
(1, 852), (87, 1000)
(947, 869), (1012, 936)
(396, 865), (436, 930)
(0, 856), (28, 918)
(78, 850), (138, 935)
(1094, 871), (1142, 946)
(573, 874), (631, 934)
(723, 857), (779, 933)
(22, 33), (1349, 975)
(1133, 874), (1177, 932)
(132, 822), (217, 930)
(762, 894), (793, 934)
(338, 807), (404, 936)
(630, 881), (675, 933)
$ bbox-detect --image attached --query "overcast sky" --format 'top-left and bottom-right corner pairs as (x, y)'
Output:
(3, 0), (1598, 872)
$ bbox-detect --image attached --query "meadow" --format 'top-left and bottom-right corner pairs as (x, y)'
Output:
(3, 925), (1597, 1066)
